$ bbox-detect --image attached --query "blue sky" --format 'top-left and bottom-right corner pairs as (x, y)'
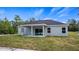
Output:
(0, 7), (79, 22)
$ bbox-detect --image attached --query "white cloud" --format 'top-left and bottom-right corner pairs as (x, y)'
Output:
(58, 13), (68, 17)
(47, 7), (70, 18)
(57, 7), (72, 17)
(43, 17), (53, 20)
(34, 9), (44, 17)
(57, 7), (70, 15)
(48, 7), (61, 16)
(43, 17), (58, 21)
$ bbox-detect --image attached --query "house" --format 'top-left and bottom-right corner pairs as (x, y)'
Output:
(18, 20), (68, 37)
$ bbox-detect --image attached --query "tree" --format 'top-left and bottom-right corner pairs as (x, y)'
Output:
(29, 17), (36, 22)
(13, 15), (23, 33)
(68, 19), (78, 31)
(14, 15), (22, 25)
(0, 17), (14, 34)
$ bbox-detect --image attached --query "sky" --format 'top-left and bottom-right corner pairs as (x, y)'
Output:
(0, 7), (79, 22)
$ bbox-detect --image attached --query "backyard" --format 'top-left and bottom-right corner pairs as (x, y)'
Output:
(0, 32), (79, 51)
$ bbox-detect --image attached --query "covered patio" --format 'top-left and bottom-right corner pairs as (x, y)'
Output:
(18, 24), (47, 37)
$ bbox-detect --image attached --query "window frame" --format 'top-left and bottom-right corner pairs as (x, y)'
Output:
(47, 28), (51, 33)
(62, 27), (66, 33)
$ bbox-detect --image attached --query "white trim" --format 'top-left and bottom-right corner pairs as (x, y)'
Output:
(46, 24), (68, 27)
(19, 24), (47, 27)
(19, 24), (68, 27)
(23, 35), (46, 37)
(43, 25), (45, 36)
(31, 26), (33, 36)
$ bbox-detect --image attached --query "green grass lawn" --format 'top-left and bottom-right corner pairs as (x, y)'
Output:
(0, 32), (79, 51)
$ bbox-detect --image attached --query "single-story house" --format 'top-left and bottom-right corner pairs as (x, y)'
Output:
(18, 20), (68, 37)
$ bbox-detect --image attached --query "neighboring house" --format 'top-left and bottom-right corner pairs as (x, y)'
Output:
(18, 20), (68, 37)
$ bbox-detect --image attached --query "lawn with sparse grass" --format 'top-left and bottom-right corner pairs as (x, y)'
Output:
(0, 32), (79, 51)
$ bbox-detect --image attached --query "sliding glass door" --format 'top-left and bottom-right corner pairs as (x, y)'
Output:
(35, 29), (43, 35)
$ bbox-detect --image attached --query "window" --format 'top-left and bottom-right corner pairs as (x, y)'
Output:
(47, 28), (51, 33)
(62, 27), (66, 33)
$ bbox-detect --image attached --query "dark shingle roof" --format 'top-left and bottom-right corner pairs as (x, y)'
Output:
(26, 20), (65, 25)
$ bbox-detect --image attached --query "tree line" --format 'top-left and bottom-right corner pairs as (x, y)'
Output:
(0, 15), (36, 34)
(68, 19), (79, 32)
(0, 15), (79, 34)
(0, 15), (25, 34)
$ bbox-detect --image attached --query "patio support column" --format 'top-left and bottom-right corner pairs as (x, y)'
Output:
(31, 26), (33, 36)
(43, 26), (45, 37)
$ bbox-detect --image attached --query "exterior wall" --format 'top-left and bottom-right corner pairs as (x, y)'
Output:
(18, 26), (24, 35)
(18, 25), (68, 36)
(18, 26), (21, 35)
(25, 27), (31, 35)
(46, 26), (68, 36)
(18, 26), (31, 35)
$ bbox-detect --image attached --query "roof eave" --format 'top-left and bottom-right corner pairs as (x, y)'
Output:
(19, 24), (47, 27)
